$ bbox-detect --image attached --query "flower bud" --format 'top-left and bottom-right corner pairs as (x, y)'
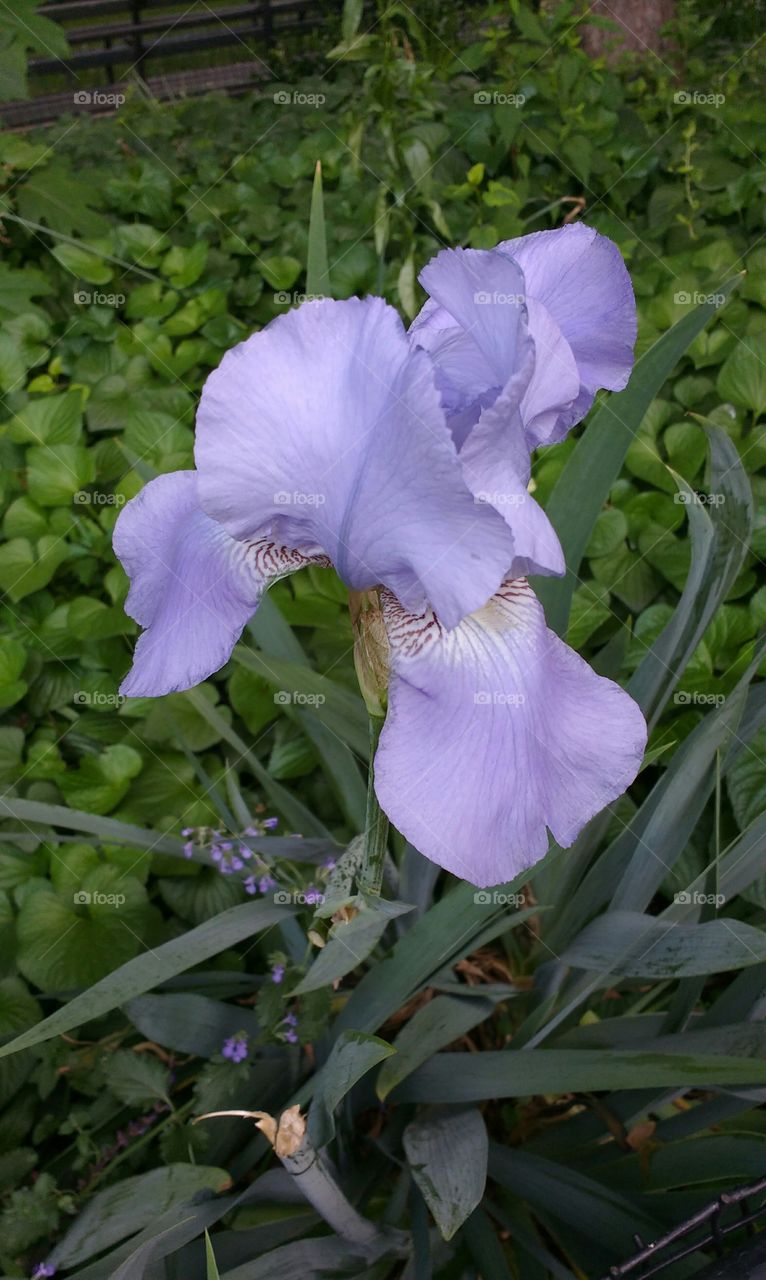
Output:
(349, 589), (390, 719)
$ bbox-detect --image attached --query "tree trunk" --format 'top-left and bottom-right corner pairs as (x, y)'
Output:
(581, 0), (676, 62)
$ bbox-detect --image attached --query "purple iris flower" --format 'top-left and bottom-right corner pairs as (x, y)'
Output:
(113, 229), (646, 888)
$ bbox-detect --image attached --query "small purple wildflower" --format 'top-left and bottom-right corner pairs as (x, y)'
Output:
(284, 1029), (299, 1044)
(304, 886), (323, 905)
(222, 1032), (249, 1064)
(258, 874), (278, 894)
(32, 1267), (56, 1279)
(183, 840), (194, 858)
(244, 875), (257, 895)
(263, 816), (279, 830)
(271, 964), (285, 984)
(321, 855), (337, 873)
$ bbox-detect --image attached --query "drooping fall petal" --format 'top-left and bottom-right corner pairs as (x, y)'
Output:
(374, 579), (646, 887)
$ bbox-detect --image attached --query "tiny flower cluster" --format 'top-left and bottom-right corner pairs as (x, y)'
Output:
(222, 1031), (249, 1063)
(181, 819), (279, 873)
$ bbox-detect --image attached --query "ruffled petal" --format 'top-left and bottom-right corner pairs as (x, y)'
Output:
(413, 226), (636, 448)
(114, 470), (327, 697)
(374, 579), (646, 887)
(196, 296), (515, 629)
(501, 223), (636, 439)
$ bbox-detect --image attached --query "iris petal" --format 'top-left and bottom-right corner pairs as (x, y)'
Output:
(500, 223), (637, 440)
(413, 225), (636, 447)
(459, 355), (564, 578)
(417, 246), (529, 388)
(114, 470), (327, 697)
(195, 296), (515, 629)
(374, 579), (646, 887)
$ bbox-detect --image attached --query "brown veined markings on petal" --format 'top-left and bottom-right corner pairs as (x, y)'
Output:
(379, 587), (444, 660)
(248, 540), (331, 583)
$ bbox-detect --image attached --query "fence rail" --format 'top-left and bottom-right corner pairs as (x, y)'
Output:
(2, 0), (342, 125)
(33, 0), (338, 76)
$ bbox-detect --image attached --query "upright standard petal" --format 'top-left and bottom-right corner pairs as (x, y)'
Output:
(413, 225), (635, 448)
(114, 470), (327, 697)
(374, 580), (646, 887)
(195, 296), (515, 629)
(500, 223), (637, 440)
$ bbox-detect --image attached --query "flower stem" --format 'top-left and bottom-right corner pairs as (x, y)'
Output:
(359, 715), (389, 896)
